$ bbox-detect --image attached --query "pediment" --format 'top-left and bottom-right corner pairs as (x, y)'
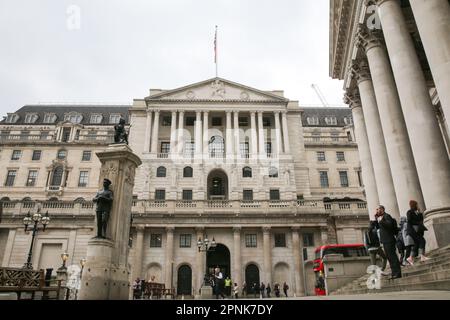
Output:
(146, 78), (288, 103)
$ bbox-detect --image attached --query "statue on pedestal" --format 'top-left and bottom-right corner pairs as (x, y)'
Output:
(114, 118), (128, 144)
(93, 178), (114, 238)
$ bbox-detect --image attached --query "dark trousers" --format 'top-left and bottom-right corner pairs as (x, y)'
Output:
(383, 242), (401, 277)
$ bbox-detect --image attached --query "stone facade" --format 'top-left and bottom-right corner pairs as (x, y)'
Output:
(0, 78), (368, 297)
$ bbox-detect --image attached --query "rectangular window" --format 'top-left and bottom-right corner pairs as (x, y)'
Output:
(150, 234), (162, 248)
(240, 142), (249, 158)
(78, 171), (89, 187)
(265, 142), (272, 155)
(109, 114), (121, 124)
(184, 141), (195, 157)
(320, 171), (329, 188)
(337, 152), (345, 162)
(185, 116), (195, 126)
(270, 189), (280, 201)
(180, 234), (192, 248)
(160, 142), (171, 154)
(182, 190), (193, 201)
(243, 189), (253, 201)
(162, 116), (172, 126)
(26, 170), (38, 187)
(339, 171), (349, 187)
(239, 117), (249, 127)
(212, 117), (222, 126)
(11, 150), (22, 160)
(303, 233), (315, 247)
(57, 150), (67, 159)
(245, 234), (257, 248)
(317, 151), (326, 162)
(155, 189), (166, 200)
(347, 132), (353, 142)
(82, 151), (92, 161)
(5, 170), (17, 187)
(62, 128), (71, 142)
(32, 150), (42, 161)
(357, 170), (363, 187)
(90, 114), (102, 124)
(263, 117), (271, 127)
(274, 233), (286, 247)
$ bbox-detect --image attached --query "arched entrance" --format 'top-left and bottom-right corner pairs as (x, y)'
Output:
(207, 169), (228, 200)
(245, 264), (260, 294)
(177, 265), (192, 296)
(206, 244), (231, 278)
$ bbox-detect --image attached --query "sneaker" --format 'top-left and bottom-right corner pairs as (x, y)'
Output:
(420, 255), (431, 262)
(406, 257), (414, 266)
(381, 271), (390, 276)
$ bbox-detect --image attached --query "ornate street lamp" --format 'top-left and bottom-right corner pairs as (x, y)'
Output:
(23, 204), (50, 269)
(75, 258), (87, 300)
(197, 235), (217, 252)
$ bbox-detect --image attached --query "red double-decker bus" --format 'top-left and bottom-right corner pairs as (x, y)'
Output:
(313, 244), (368, 296)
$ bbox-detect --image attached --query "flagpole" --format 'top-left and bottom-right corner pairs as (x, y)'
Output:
(215, 25), (218, 78)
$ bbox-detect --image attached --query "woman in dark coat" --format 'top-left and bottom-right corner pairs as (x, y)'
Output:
(406, 200), (431, 265)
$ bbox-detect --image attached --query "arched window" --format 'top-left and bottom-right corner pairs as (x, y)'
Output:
(242, 167), (252, 178)
(156, 166), (166, 178)
(209, 136), (225, 158)
(183, 167), (193, 178)
(268, 166), (279, 178)
(51, 166), (64, 186)
(74, 197), (85, 203)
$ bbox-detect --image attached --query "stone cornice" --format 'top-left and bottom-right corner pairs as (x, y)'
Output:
(146, 99), (287, 105)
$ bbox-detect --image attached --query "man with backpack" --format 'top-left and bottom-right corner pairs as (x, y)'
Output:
(375, 205), (402, 279)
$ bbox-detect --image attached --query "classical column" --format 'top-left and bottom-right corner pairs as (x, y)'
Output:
(281, 111), (291, 154)
(234, 111), (240, 158)
(226, 111), (233, 158)
(233, 227), (242, 288)
(352, 64), (400, 219)
(164, 227), (174, 289)
(177, 111), (185, 155)
(196, 227), (205, 293)
(195, 111), (203, 157)
(132, 226), (145, 280)
(357, 27), (425, 215)
(291, 227), (305, 297)
(203, 111), (209, 156)
(375, 0), (450, 213)
(150, 110), (160, 154)
(170, 111), (177, 157)
(144, 110), (153, 153)
(410, 0), (450, 131)
(345, 92), (380, 219)
(250, 112), (258, 158)
(274, 111), (282, 156)
(257, 111), (266, 158)
(262, 227), (272, 286)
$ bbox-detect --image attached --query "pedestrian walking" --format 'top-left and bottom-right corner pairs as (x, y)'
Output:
(266, 284), (271, 298)
(283, 282), (289, 297)
(233, 282), (239, 299)
(214, 267), (225, 299)
(364, 220), (387, 272)
(274, 283), (280, 297)
(242, 281), (247, 297)
(224, 276), (232, 296)
(406, 200), (431, 265)
(260, 282), (265, 298)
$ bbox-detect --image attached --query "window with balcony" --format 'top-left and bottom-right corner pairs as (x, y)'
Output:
(184, 142), (195, 157)
(24, 113), (39, 124)
(245, 234), (257, 248)
(11, 150), (22, 160)
(82, 151), (92, 161)
(150, 234), (162, 247)
(50, 166), (64, 187)
(5, 170), (17, 186)
(183, 167), (193, 178)
(180, 234), (192, 248)
(32, 150), (42, 161)
(209, 136), (224, 157)
(320, 171), (329, 188)
(270, 189), (280, 201)
(242, 167), (252, 178)
(156, 167), (166, 178)
(182, 190), (193, 201)
(339, 171), (349, 187)
(274, 233), (286, 247)
(337, 152), (345, 162)
(26, 170), (38, 187)
(243, 189), (253, 201)
(155, 189), (166, 200)
(78, 171), (89, 187)
(317, 151), (326, 162)
(160, 142), (170, 155)
(303, 233), (315, 247)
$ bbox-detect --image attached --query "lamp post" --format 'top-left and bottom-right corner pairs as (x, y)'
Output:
(57, 252), (70, 300)
(75, 258), (86, 300)
(22, 203), (50, 269)
(197, 235), (217, 252)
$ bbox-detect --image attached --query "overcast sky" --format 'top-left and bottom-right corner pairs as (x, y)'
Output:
(0, 0), (345, 116)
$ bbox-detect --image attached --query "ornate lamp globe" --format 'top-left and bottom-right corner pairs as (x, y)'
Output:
(32, 211), (42, 222)
(41, 211), (50, 226)
(23, 211), (32, 228)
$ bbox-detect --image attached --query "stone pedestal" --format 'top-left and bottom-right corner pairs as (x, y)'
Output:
(424, 207), (450, 251)
(78, 143), (142, 300)
(200, 285), (213, 299)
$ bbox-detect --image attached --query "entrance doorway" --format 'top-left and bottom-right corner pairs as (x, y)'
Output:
(245, 264), (260, 294)
(207, 170), (228, 200)
(206, 244), (231, 279)
(177, 265), (192, 296)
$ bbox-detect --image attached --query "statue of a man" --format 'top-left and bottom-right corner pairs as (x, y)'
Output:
(93, 178), (114, 238)
(114, 118), (128, 144)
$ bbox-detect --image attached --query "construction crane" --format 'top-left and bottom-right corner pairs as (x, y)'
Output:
(311, 84), (331, 108)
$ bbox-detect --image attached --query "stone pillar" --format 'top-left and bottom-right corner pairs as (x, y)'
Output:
(226, 111), (233, 158)
(262, 227), (272, 285)
(410, 0), (450, 131)
(164, 227), (174, 289)
(274, 111), (282, 156)
(177, 111), (185, 155)
(195, 111), (202, 157)
(234, 111), (240, 158)
(150, 110), (160, 154)
(352, 64), (400, 219)
(358, 29), (425, 215)
(79, 143), (142, 300)
(144, 110), (153, 153)
(170, 111), (177, 157)
(233, 227), (242, 288)
(281, 111), (291, 154)
(250, 112), (258, 158)
(345, 92), (380, 219)
(291, 227), (305, 297)
(195, 227), (205, 298)
(320, 227), (328, 246)
(132, 226), (145, 281)
(375, 0), (450, 228)
(203, 111), (209, 156)
(257, 112), (266, 158)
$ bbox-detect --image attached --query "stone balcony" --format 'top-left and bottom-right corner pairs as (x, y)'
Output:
(304, 136), (356, 146)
